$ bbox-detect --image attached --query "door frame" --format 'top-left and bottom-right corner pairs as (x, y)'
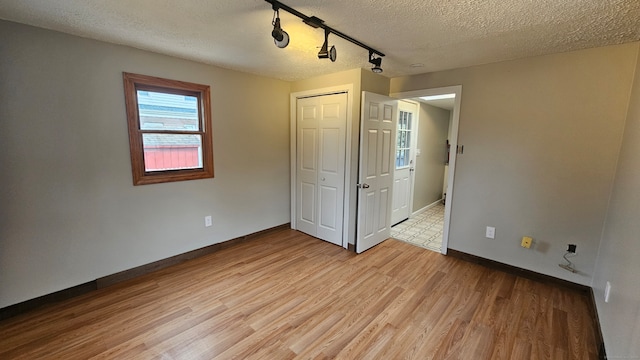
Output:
(290, 85), (354, 249)
(390, 85), (462, 255)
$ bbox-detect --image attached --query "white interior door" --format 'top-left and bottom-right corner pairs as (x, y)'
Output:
(296, 93), (347, 246)
(391, 101), (418, 225)
(356, 92), (397, 253)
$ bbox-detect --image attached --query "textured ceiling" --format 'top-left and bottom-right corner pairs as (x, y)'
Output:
(1, 0), (639, 81)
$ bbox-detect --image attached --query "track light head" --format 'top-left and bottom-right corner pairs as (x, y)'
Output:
(271, 11), (289, 48)
(369, 51), (383, 73)
(317, 29), (336, 62)
(318, 45), (336, 62)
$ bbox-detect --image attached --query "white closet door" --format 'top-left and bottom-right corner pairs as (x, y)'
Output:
(296, 93), (347, 245)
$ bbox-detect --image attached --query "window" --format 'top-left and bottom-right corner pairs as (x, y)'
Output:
(123, 72), (214, 185)
(396, 110), (412, 168)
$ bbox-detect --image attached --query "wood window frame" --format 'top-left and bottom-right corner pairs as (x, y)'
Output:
(123, 72), (214, 185)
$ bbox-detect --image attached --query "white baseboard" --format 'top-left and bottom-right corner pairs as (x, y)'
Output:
(412, 199), (443, 216)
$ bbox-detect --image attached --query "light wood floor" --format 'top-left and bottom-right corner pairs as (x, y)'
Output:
(0, 229), (598, 359)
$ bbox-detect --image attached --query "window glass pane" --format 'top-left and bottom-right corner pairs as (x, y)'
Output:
(142, 134), (203, 171)
(397, 149), (407, 168)
(137, 91), (199, 131)
(396, 111), (415, 169)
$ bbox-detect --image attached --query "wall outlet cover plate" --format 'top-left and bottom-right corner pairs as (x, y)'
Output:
(485, 226), (495, 239)
(521, 236), (533, 248)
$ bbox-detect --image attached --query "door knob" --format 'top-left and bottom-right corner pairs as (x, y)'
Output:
(357, 183), (370, 189)
(321, 177), (326, 181)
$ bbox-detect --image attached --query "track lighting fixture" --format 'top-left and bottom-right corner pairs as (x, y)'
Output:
(271, 8), (289, 48)
(265, 0), (385, 70)
(369, 51), (383, 73)
(317, 29), (337, 62)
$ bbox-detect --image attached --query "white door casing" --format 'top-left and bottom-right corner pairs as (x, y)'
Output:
(296, 93), (347, 246)
(391, 100), (418, 225)
(356, 92), (398, 253)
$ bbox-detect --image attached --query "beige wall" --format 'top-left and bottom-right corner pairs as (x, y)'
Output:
(360, 68), (390, 96)
(0, 21), (292, 308)
(291, 69), (389, 244)
(391, 43), (639, 285)
(413, 103), (449, 210)
(593, 44), (640, 357)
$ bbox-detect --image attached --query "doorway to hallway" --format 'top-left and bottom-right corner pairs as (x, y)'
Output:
(389, 86), (461, 254)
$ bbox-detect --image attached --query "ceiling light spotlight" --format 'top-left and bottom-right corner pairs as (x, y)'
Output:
(271, 8), (289, 48)
(369, 51), (383, 73)
(317, 29), (337, 62)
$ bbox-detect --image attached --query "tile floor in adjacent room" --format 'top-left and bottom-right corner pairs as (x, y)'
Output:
(391, 203), (445, 252)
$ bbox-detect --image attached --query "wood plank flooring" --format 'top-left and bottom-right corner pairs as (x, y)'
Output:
(0, 229), (599, 359)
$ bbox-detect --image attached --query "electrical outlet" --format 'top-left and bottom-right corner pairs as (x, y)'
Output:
(604, 281), (611, 303)
(205, 215), (212, 227)
(485, 226), (495, 239)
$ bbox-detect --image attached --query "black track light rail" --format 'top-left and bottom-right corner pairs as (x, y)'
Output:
(265, 0), (385, 58)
